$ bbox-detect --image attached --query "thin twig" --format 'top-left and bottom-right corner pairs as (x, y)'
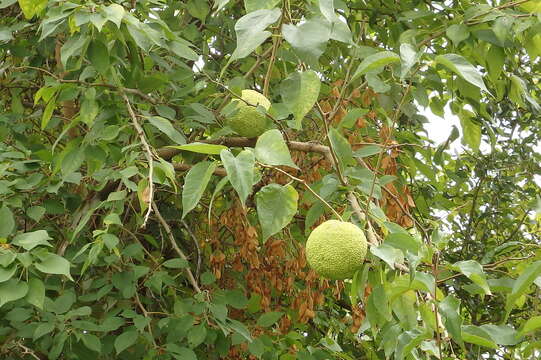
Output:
(134, 291), (157, 348)
(483, 255), (534, 269)
(464, 175), (485, 251)
(152, 203), (202, 293)
(13, 66), (157, 104)
(504, 210), (529, 242)
(263, 13), (283, 97)
(121, 92), (154, 227)
(196, 67), (289, 139)
(432, 252), (443, 358)
(364, 83), (413, 217)
(16, 342), (41, 360)
(216, 46), (274, 112)
(258, 163), (344, 221)
(381, 185), (429, 240)
(181, 220), (202, 280)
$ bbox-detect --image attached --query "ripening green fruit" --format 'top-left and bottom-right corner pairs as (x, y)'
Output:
(305, 220), (368, 280)
(228, 90), (271, 138)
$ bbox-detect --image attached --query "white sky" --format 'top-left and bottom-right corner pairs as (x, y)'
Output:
(420, 104), (541, 187)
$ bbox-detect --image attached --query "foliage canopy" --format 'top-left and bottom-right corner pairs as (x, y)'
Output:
(0, 0), (540, 359)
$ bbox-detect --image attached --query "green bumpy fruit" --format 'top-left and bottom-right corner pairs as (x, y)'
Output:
(228, 90), (271, 138)
(305, 220), (368, 280)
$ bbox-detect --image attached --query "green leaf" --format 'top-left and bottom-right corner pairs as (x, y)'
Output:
(480, 324), (519, 345)
(61, 145), (85, 176)
(220, 149), (255, 206)
(519, 315), (541, 336)
(393, 290), (417, 329)
(0, 266), (16, 283)
(256, 184), (298, 241)
(41, 96), (56, 129)
(254, 129), (297, 168)
(248, 337), (265, 358)
(162, 258), (189, 269)
(399, 43), (419, 80)
(520, 0), (541, 13)
(381, 324), (401, 358)
(26, 277), (45, 309)
(446, 24), (470, 46)
(320, 337), (343, 353)
(34, 253), (73, 280)
(208, 176), (230, 221)
(280, 70), (321, 129)
(27, 206), (46, 222)
(328, 128), (354, 170)
(0, 28), (12, 42)
(102, 3), (124, 28)
(0, 206), (15, 238)
(493, 16), (513, 44)
(34, 322), (55, 340)
(318, 0), (352, 43)
(87, 40), (109, 75)
(126, 21), (151, 50)
(0, 0), (17, 10)
(228, 319), (252, 342)
(90, 13), (107, 32)
(169, 142), (228, 155)
(148, 116), (186, 145)
(0, 250), (16, 267)
(12, 230), (52, 250)
(384, 233), (420, 255)
(188, 324), (207, 348)
(510, 75), (540, 111)
(458, 109), (481, 151)
(486, 45), (505, 81)
(0, 279), (28, 307)
(226, 289), (248, 309)
(201, 271), (216, 285)
(370, 243), (404, 269)
(282, 19), (331, 67)
(60, 34), (87, 68)
(18, 0), (47, 19)
(107, 190), (126, 202)
(411, 272), (436, 293)
(182, 161), (217, 219)
(438, 295), (464, 347)
(169, 40), (199, 61)
(230, 8), (281, 60)
(256, 311), (283, 327)
(435, 53), (489, 93)
(167, 345), (198, 360)
(245, 0), (280, 13)
(352, 51), (400, 81)
(81, 334), (102, 353)
(186, 0), (209, 21)
(505, 260), (541, 318)
(395, 328), (431, 360)
(452, 260), (491, 295)
(353, 145), (382, 158)
(462, 325), (497, 349)
(114, 330), (138, 354)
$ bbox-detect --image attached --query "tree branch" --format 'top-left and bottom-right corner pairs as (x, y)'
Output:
(152, 203), (202, 293)
(122, 92), (155, 227)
